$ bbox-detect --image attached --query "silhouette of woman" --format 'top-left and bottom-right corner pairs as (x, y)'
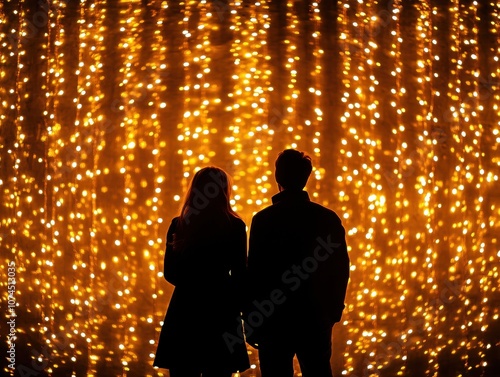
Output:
(154, 167), (250, 377)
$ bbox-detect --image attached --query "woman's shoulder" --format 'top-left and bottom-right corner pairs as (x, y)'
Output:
(229, 214), (246, 231)
(167, 217), (180, 234)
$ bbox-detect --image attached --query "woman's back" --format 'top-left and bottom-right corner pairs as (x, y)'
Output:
(154, 168), (249, 375)
(164, 214), (246, 289)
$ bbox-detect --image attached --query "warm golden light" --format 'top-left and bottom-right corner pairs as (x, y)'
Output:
(1, 1), (499, 376)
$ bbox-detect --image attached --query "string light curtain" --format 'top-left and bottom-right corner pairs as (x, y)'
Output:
(1, 0), (499, 376)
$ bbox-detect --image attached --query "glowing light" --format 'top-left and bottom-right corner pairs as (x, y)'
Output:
(0, 1), (498, 376)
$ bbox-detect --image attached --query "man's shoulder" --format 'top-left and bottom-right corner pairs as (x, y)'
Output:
(253, 199), (342, 223)
(252, 205), (274, 222)
(307, 201), (343, 225)
(309, 201), (341, 217)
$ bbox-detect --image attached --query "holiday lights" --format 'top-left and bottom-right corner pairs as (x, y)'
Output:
(1, 1), (499, 376)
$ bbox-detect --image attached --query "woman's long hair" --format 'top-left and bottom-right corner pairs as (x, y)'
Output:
(172, 167), (239, 251)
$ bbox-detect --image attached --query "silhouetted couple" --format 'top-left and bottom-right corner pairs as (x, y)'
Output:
(153, 149), (350, 377)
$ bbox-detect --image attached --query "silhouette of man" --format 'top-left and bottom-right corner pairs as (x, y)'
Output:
(246, 149), (350, 377)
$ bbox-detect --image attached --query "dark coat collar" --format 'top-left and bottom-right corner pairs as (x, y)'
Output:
(272, 190), (310, 204)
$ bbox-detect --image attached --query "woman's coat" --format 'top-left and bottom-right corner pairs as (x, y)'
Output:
(154, 216), (250, 372)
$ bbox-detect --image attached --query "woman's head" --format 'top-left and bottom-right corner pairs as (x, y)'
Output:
(180, 166), (235, 225)
(173, 167), (237, 250)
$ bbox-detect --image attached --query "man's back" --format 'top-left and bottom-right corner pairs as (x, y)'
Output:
(246, 189), (350, 342)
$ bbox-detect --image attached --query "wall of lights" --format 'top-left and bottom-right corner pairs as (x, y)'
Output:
(1, 0), (499, 376)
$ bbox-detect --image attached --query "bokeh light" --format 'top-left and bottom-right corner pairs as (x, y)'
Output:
(1, 1), (499, 376)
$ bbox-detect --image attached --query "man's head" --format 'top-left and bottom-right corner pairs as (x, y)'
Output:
(275, 149), (312, 191)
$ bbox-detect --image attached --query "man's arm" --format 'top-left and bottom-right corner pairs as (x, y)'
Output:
(244, 214), (269, 347)
(332, 230), (350, 323)
(312, 214), (350, 325)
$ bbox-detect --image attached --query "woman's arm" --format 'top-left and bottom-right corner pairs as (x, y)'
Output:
(163, 217), (180, 285)
(230, 219), (248, 311)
